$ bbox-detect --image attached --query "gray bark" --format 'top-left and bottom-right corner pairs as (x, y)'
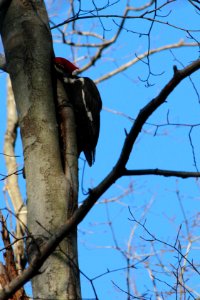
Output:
(1, 0), (81, 298)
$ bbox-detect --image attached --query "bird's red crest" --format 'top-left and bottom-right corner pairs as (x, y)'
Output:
(54, 57), (79, 74)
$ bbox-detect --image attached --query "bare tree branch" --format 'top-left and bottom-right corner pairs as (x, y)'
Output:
(123, 169), (200, 178)
(129, 0), (156, 12)
(95, 40), (198, 84)
(74, 4), (130, 73)
(51, 14), (200, 33)
(4, 77), (27, 272)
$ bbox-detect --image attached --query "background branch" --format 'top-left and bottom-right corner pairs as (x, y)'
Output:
(123, 168), (200, 178)
(3, 77), (27, 272)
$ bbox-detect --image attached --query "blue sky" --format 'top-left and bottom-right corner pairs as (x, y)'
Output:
(0, 1), (200, 299)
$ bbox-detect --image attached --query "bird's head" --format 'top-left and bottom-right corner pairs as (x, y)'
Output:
(54, 57), (79, 75)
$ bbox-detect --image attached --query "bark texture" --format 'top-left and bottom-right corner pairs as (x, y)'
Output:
(1, 0), (80, 298)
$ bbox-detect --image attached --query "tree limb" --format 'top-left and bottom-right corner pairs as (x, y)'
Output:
(95, 41), (198, 84)
(4, 77), (27, 272)
(123, 169), (200, 178)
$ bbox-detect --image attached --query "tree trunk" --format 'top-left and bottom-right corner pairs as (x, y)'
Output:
(1, 0), (81, 298)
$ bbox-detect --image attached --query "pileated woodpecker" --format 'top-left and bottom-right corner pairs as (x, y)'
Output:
(54, 57), (102, 166)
